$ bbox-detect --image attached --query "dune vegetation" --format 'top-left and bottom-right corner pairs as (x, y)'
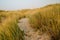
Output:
(27, 4), (60, 40)
(0, 11), (25, 40)
(0, 4), (60, 40)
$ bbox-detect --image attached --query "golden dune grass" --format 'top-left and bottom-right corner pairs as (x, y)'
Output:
(0, 4), (60, 40)
(27, 4), (60, 40)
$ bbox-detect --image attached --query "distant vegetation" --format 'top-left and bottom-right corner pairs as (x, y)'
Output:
(0, 4), (60, 40)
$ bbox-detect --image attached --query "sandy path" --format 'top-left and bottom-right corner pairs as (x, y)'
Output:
(18, 18), (51, 40)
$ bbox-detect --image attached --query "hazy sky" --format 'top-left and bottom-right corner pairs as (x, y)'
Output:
(0, 0), (60, 10)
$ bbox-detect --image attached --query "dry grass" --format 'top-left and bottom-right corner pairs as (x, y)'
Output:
(0, 4), (60, 40)
(0, 11), (25, 40)
(27, 4), (60, 40)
